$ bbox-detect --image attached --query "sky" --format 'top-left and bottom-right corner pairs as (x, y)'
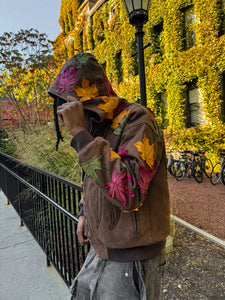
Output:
(0, 0), (61, 41)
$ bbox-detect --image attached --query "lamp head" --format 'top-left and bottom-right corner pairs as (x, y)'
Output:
(122, 0), (150, 26)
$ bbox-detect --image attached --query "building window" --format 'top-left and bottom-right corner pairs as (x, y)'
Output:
(115, 51), (123, 84)
(161, 91), (168, 110)
(183, 6), (196, 50)
(185, 80), (206, 127)
(97, 21), (105, 43)
(79, 30), (83, 51)
(218, 0), (225, 37)
(221, 71), (225, 121)
(152, 21), (163, 53)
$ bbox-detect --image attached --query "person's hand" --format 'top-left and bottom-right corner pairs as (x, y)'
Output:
(76, 216), (89, 246)
(57, 95), (86, 136)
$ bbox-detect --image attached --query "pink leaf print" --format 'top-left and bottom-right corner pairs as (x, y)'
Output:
(113, 102), (128, 119)
(137, 161), (157, 195)
(100, 74), (117, 96)
(118, 144), (134, 162)
(103, 169), (135, 206)
(118, 144), (128, 156)
(55, 66), (78, 94)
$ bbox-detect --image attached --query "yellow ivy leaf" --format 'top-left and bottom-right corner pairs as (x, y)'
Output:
(73, 77), (99, 102)
(134, 133), (155, 168)
(98, 96), (119, 119)
(110, 148), (121, 160)
(111, 108), (133, 129)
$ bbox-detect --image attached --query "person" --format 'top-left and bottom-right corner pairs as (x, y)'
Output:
(48, 52), (170, 300)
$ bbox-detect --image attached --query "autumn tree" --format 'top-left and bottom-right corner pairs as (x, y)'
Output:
(0, 28), (62, 128)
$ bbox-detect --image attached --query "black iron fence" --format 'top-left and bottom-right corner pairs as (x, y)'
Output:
(0, 151), (89, 287)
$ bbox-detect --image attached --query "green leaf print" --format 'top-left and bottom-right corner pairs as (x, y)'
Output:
(80, 156), (104, 186)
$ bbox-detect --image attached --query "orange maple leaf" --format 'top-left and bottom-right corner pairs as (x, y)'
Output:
(110, 148), (121, 160)
(73, 77), (99, 102)
(133, 133), (155, 168)
(111, 108), (133, 129)
(98, 96), (119, 119)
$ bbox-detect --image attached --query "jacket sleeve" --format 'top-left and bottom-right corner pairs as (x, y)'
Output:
(70, 117), (164, 212)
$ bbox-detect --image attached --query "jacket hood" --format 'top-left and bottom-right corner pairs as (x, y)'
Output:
(48, 53), (119, 122)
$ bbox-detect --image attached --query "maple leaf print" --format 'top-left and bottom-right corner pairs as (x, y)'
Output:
(118, 144), (128, 156)
(111, 108), (133, 129)
(134, 133), (155, 168)
(75, 53), (97, 69)
(98, 96), (119, 119)
(80, 156), (104, 186)
(137, 162), (157, 194)
(113, 117), (129, 136)
(55, 66), (78, 93)
(100, 74), (117, 96)
(103, 169), (135, 206)
(113, 102), (127, 119)
(110, 148), (121, 160)
(73, 77), (99, 102)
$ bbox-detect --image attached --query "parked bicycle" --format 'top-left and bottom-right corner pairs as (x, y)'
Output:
(210, 152), (225, 185)
(174, 149), (212, 183)
(175, 150), (193, 181)
(167, 149), (177, 177)
(198, 149), (213, 179)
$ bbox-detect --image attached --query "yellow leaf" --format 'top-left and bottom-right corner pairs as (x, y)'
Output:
(111, 108), (133, 129)
(134, 133), (155, 168)
(98, 96), (119, 119)
(110, 148), (121, 160)
(73, 77), (99, 102)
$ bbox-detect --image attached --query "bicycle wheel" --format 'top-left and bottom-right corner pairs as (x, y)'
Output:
(186, 162), (193, 178)
(175, 162), (185, 181)
(210, 163), (221, 185)
(168, 161), (178, 177)
(221, 165), (225, 185)
(204, 158), (213, 178)
(167, 156), (176, 176)
(193, 161), (203, 183)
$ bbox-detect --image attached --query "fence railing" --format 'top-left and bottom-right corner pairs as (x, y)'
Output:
(0, 151), (89, 287)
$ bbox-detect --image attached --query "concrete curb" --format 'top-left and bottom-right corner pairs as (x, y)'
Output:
(171, 214), (225, 249)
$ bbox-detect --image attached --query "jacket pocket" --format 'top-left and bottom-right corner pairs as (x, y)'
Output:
(107, 201), (121, 231)
(133, 211), (139, 234)
(96, 190), (103, 229)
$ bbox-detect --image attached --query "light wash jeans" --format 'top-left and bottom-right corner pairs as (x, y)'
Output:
(70, 246), (166, 300)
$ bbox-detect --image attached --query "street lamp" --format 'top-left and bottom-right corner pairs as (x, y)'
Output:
(122, 0), (151, 107)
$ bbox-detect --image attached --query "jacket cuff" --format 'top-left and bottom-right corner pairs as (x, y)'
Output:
(70, 130), (94, 153)
(78, 206), (84, 218)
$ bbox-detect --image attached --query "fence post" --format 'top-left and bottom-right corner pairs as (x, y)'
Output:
(17, 181), (24, 227)
(46, 256), (51, 267)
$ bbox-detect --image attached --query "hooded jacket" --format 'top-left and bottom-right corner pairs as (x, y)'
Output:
(48, 53), (170, 261)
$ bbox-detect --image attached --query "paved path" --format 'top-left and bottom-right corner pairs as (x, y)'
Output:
(0, 190), (71, 300)
(168, 175), (225, 240)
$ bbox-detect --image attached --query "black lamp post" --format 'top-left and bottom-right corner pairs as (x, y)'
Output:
(122, 0), (150, 107)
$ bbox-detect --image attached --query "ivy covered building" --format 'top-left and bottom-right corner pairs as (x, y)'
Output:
(54, 0), (225, 154)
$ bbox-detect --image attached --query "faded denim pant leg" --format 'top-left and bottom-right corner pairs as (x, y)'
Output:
(70, 247), (166, 300)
